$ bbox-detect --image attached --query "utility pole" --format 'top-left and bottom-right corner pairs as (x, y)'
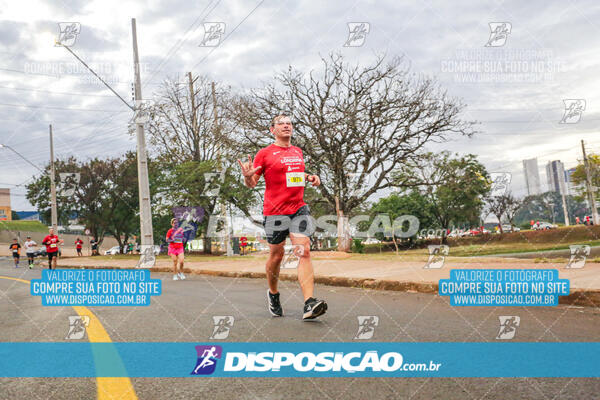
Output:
(561, 190), (570, 226)
(49, 124), (58, 232)
(188, 72), (200, 161)
(211, 80), (232, 256)
(581, 140), (599, 225)
(132, 18), (154, 253)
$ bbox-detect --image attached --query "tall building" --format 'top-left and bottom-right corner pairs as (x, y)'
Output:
(523, 158), (542, 195)
(546, 160), (567, 195)
(0, 188), (11, 221)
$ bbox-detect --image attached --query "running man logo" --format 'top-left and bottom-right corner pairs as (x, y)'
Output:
(489, 172), (511, 197)
(424, 245), (449, 269)
(58, 172), (80, 197)
(210, 316), (235, 340)
(282, 245), (304, 269)
(496, 316), (520, 340)
(65, 315), (90, 340)
(344, 22), (370, 47)
(199, 22), (226, 47)
(191, 345), (223, 375)
(55, 22), (81, 47)
(559, 99), (586, 124)
(354, 316), (379, 340)
(136, 246), (156, 269)
(566, 245), (590, 269)
(204, 172), (225, 197)
(484, 22), (511, 47)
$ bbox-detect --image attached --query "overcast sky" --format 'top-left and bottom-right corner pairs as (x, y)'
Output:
(1, 0), (600, 211)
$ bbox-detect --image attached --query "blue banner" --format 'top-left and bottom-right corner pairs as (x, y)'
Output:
(439, 269), (569, 306)
(30, 269), (162, 306)
(0, 342), (598, 377)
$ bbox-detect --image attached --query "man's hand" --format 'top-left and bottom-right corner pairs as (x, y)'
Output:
(237, 155), (262, 177)
(237, 155), (261, 188)
(306, 174), (321, 187)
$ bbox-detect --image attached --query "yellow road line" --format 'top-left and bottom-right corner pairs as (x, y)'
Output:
(0, 275), (138, 400)
(0, 275), (30, 284)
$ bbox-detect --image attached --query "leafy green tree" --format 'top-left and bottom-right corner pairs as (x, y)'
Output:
(26, 153), (142, 250)
(368, 191), (436, 250)
(25, 157), (79, 227)
(513, 192), (588, 226)
(569, 154), (600, 202)
(397, 151), (490, 242)
(101, 152), (140, 252)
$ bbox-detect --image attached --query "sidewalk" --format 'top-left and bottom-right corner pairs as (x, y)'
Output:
(51, 253), (600, 307)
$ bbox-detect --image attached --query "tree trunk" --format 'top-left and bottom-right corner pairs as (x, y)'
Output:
(336, 214), (351, 252)
(335, 196), (351, 252)
(203, 236), (212, 254)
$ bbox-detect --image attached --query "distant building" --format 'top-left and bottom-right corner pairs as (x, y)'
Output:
(546, 160), (567, 195)
(523, 158), (542, 195)
(0, 188), (11, 221)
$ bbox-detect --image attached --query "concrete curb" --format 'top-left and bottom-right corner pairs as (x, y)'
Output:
(51, 263), (600, 308)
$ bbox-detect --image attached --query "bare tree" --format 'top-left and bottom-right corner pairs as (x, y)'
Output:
(486, 193), (522, 233)
(504, 194), (523, 231)
(230, 54), (475, 251)
(146, 74), (247, 253)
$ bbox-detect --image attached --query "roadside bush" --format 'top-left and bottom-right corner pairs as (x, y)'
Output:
(352, 239), (365, 253)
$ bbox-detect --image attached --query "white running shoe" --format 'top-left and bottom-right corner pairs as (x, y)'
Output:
(178, 272), (186, 280)
(173, 274), (179, 281)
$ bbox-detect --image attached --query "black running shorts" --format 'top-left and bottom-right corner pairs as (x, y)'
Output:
(262, 205), (315, 245)
(47, 252), (58, 262)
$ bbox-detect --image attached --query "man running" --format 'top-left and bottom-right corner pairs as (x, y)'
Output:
(75, 237), (83, 256)
(167, 218), (185, 280)
(237, 114), (327, 320)
(24, 236), (37, 268)
(9, 238), (21, 268)
(42, 228), (63, 269)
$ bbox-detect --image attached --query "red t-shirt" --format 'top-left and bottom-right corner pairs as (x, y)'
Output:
(253, 143), (306, 215)
(166, 228), (184, 249)
(75, 240), (83, 249)
(43, 235), (60, 253)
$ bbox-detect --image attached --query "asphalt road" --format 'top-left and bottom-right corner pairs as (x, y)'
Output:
(1, 258), (599, 400)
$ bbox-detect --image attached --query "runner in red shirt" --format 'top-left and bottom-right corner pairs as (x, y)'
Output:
(75, 238), (84, 256)
(238, 114), (327, 320)
(42, 227), (63, 269)
(166, 218), (185, 281)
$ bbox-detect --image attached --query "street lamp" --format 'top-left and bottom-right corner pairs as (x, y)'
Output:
(0, 144), (44, 172)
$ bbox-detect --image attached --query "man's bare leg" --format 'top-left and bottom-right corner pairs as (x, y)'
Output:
(290, 234), (314, 301)
(266, 243), (284, 294)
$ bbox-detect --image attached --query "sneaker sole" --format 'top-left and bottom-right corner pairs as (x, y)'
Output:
(267, 290), (283, 317)
(303, 301), (327, 320)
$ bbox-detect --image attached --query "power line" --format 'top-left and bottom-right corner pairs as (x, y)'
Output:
(0, 84), (116, 98)
(141, 0), (221, 89)
(190, 0), (266, 71)
(0, 101), (127, 113)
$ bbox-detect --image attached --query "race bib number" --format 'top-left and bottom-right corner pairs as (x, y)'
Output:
(286, 172), (305, 187)
(50, 243), (57, 248)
